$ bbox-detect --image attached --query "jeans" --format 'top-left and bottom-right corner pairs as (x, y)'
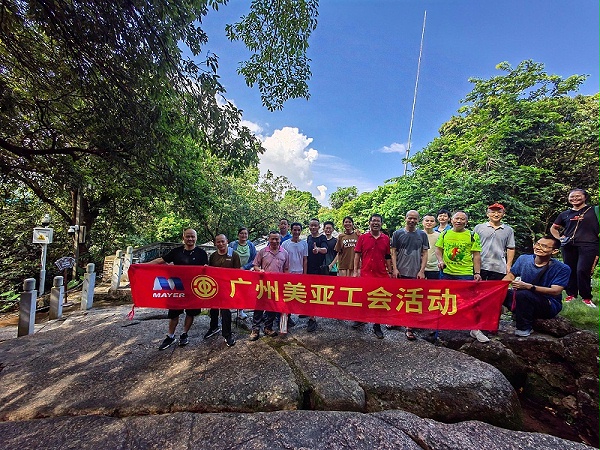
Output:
(480, 269), (506, 281)
(503, 289), (558, 331)
(252, 309), (276, 332)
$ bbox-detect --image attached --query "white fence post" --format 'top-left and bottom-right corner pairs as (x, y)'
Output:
(122, 246), (134, 283)
(18, 278), (37, 337)
(49, 276), (64, 320)
(81, 263), (96, 310)
(110, 250), (124, 292)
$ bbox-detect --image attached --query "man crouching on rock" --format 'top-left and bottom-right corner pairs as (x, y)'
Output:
(502, 235), (570, 337)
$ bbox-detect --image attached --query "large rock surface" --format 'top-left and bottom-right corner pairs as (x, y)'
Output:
(0, 304), (593, 449)
(436, 315), (599, 446)
(0, 410), (592, 450)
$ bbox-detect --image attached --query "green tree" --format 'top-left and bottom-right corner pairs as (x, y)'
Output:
(226, 0), (319, 111)
(280, 189), (320, 226)
(317, 206), (335, 225)
(344, 61), (598, 252)
(0, 0), (317, 278)
(200, 167), (292, 242)
(329, 186), (358, 210)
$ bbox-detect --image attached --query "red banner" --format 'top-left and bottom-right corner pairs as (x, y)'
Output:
(128, 265), (509, 330)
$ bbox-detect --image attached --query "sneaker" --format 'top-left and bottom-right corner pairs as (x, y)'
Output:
(470, 329), (490, 343)
(203, 327), (221, 340)
(582, 299), (597, 308)
(158, 336), (176, 350)
(306, 319), (317, 332)
(564, 295), (575, 303)
(373, 324), (384, 339)
(224, 335), (236, 347)
(514, 328), (532, 337)
(249, 330), (260, 341)
(263, 328), (278, 337)
(351, 321), (366, 329)
(288, 316), (296, 327)
(179, 332), (189, 347)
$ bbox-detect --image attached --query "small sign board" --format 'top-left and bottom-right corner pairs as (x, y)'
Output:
(33, 227), (53, 244)
(55, 257), (76, 270)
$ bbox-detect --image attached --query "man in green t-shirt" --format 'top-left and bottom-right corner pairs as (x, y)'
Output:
(435, 211), (489, 343)
(435, 211), (482, 279)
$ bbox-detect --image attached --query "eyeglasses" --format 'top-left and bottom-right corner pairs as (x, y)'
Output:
(533, 242), (554, 251)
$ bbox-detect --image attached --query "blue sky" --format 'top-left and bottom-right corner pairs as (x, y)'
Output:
(200, 0), (599, 205)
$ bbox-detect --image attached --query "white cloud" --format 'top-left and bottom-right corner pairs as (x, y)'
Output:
(234, 115), (377, 206)
(259, 127), (319, 190)
(316, 185), (327, 202)
(378, 142), (407, 154)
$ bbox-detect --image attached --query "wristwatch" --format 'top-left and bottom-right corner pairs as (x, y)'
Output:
(529, 285), (536, 292)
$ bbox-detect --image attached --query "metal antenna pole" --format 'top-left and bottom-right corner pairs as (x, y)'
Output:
(403, 10), (426, 176)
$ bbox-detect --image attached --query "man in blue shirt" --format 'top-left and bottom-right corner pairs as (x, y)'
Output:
(502, 235), (571, 337)
(279, 218), (292, 244)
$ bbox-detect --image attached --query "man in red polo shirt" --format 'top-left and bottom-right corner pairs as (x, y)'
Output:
(352, 213), (393, 339)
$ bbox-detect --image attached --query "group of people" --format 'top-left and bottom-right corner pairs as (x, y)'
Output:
(149, 188), (598, 349)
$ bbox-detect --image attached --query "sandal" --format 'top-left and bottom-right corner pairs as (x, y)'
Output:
(405, 329), (416, 341)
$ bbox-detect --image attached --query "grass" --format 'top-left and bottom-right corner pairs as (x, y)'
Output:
(0, 290), (20, 313)
(558, 267), (599, 332)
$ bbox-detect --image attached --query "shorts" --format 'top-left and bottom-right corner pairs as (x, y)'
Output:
(167, 309), (202, 319)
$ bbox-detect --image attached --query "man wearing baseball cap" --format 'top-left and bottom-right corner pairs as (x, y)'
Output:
(474, 203), (516, 281)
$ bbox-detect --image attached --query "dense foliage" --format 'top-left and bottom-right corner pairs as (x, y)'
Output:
(280, 189), (322, 226)
(333, 61), (598, 252)
(0, 0), (318, 292)
(226, 0), (318, 111)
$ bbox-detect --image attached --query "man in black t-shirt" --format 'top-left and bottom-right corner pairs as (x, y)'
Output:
(148, 228), (208, 350)
(304, 218), (327, 332)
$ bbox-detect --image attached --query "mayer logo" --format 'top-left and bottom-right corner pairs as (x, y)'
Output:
(153, 277), (186, 298)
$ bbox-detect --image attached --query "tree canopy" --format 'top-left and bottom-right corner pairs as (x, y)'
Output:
(280, 189), (321, 226)
(329, 186), (358, 210)
(0, 0), (318, 291)
(338, 61), (598, 250)
(226, 0), (318, 111)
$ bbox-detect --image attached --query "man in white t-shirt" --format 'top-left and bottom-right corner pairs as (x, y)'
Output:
(282, 222), (308, 274)
(422, 214), (440, 280)
(280, 222), (308, 331)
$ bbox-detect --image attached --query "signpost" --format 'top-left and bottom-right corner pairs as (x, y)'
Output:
(33, 221), (53, 296)
(55, 256), (76, 307)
